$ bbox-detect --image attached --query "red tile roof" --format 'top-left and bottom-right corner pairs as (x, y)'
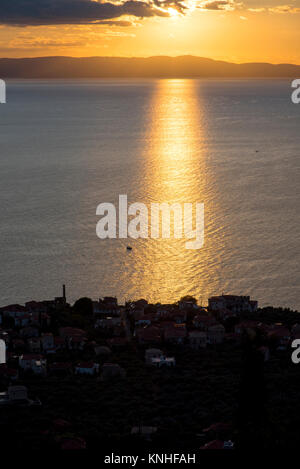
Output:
(201, 440), (224, 450)
(20, 353), (44, 360)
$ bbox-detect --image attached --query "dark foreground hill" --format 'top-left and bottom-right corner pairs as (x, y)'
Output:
(0, 55), (300, 78)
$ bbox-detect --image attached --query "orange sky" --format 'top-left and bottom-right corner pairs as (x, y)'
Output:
(0, 1), (300, 63)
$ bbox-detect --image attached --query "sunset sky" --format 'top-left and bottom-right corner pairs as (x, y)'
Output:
(0, 0), (299, 63)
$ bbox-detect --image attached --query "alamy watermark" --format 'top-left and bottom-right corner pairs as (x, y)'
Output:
(291, 79), (300, 104)
(96, 195), (204, 250)
(0, 79), (6, 104)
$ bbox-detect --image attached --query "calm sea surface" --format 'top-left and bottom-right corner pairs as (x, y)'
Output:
(0, 79), (299, 309)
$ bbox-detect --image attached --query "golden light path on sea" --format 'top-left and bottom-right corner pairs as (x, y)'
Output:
(121, 79), (223, 304)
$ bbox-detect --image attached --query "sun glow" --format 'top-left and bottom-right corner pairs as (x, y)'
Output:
(167, 7), (180, 17)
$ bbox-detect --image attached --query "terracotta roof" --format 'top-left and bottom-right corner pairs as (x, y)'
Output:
(76, 362), (95, 369)
(201, 440), (224, 449)
(0, 304), (28, 313)
(107, 337), (128, 346)
(59, 327), (86, 337)
(203, 423), (232, 433)
(20, 353), (44, 360)
(268, 327), (291, 338)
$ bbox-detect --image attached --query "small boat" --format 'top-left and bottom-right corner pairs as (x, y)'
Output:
(127, 246), (133, 251)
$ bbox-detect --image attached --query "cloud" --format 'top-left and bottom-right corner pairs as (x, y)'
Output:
(152, 0), (188, 13)
(0, 0), (170, 27)
(198, 0), (242, 11)
(268, 4), (300, 13)
(248, 7), (266, 12)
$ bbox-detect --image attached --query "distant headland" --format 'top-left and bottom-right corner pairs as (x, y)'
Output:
(1, 56), (300, 78)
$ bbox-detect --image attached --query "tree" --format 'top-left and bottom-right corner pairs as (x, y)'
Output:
(73, 297), (93, 316)
(179, 296), (197, 305)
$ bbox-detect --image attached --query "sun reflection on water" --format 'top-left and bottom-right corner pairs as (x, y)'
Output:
(121, 79), (223, 304)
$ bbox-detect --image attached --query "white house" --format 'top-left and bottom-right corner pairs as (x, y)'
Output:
(151, 356), (176, 368)
(145, 348), (163, 365)
(209, 295), (258, 314)
(188, 331), (207, 350)
(19, 354), (47, 376)
(75, 362), (99, 375)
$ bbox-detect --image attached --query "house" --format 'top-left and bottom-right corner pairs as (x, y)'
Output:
(54, 336), (66, 351)
(8, 385), (27, 401)
(31, 312), (51, 327)
(127, 299), (148, 315)
(207, 324), (225, 344)
(0, 331), (9, 347)
(41, 333), (55, 352)
(0, 305), (34, 327)
(178, 299), (198, 311)
(145, 348), (163, 365)
(136, 327), (162, 345)
(20, 326), (39, 338)
(19, 354), (47, 376)
(12, 338), (25, 351)
(164, 326), (186, 345)
(203, 422), (232, 438)
(155, 304), (176, 319)
(94, 345), (112, 357)
(200, 440), (234, 449)
(102, 363), (126, 379)
(59, 327), (87, 350)
(234, 321), (259, 335)
(15, 314), (31, 328)
(94, 297), (120, 317)
(151, 356), (175, 368)
(208, 295), (258, 314)
(25, 301), (48, 313)
(0, 364), (19, 381)
(95, 317), (122, 329)
(291, 323), (300, 337)
(28, 337), (41, 353)
(169, 311), (187, 324)
(135, 316), (152, 327)
(70, 335), (87, 350)
(59, 327), (86, 338)
(192, 315), (218, 331)
(75, 362), (99, 376)
(131, 308), (147, 321)
(131, 426), (157, 441)
(1, 304), (29, 319)
(0, 385), (41, 407)
(188, 331), (207, 350)
(214, 308), (237, 321)
(268, 327), (291, 350)
(107, 337), (128, 349)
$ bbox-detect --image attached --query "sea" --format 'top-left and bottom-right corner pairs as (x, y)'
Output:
(0, 78), (299, 309)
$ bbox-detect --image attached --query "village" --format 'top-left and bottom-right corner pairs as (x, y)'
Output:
(0, 287), (299, 450)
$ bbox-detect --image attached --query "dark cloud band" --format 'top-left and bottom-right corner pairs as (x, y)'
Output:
(0, 0), (169, 26)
